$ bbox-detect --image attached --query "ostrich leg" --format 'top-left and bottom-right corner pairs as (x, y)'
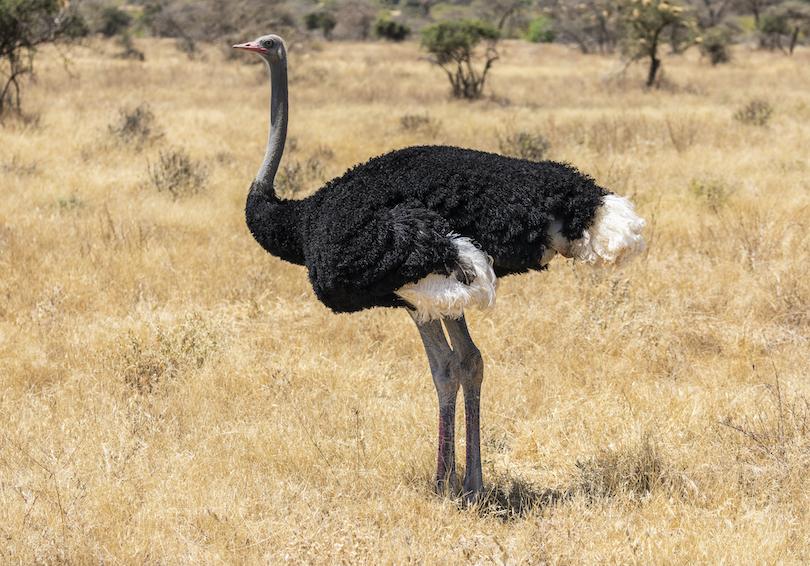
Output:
(412, 316), (461, 495)
(444, 316), (484, 503)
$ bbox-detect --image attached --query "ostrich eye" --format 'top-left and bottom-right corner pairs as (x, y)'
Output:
(262, 39), (275, 48)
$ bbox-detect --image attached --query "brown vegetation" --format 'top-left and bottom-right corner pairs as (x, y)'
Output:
(2, 37), (810, 563)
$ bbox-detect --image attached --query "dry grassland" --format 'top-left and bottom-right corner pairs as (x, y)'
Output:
(2, 36), (810, 564)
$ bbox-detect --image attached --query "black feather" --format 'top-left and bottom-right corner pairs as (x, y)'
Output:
(246, 145), (608, 313)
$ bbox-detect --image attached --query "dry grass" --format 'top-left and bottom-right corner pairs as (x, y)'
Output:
(2, 36), (810, 564)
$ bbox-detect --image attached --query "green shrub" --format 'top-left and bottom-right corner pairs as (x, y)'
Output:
(114, 33), (145, 61)
(373, 18), (411, 41)
(758, 13), (791, 50)
(97, 6), (132, 37)
(303, 11), (337, 40)
(421, 19), (501, 100)
(698, 26), (733, 65)
(55, 192), (84, 212)
(525, 16), (557, 43)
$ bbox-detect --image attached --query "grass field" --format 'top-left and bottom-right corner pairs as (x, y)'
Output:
(2, 36), (810, 564)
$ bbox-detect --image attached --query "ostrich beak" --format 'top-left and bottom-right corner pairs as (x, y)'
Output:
(233, 41), (267, 53)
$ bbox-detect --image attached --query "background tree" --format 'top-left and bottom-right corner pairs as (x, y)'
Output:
(697, 23), (735, 63)
(681, 0), (737, 64)
(141, 0), (290, 51)
(334, 0), (377, 40)
(405, 0), (442, 18)
(619, 0), (695, 87)
(760, 1), (810, 53)
(303, 10), (338, 40)
(546, 0), (621, 54)
(525, 15), (558, 42)
(757, 8), (791, 49)
(741, 0), (778, 25)
(0, 0), (88, 116)
(374, 18), (412, 41)
(688, 0), (736, 27)
(474, 0), (530, 34)
(97, 5), (132, 37)
(421, 19), (500, 100)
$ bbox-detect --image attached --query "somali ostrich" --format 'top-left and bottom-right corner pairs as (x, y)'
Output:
(233, 35), (645, 503)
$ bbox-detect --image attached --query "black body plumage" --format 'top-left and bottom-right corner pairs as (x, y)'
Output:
(246, 145), (608, 314)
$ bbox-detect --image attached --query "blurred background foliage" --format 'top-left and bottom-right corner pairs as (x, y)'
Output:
(67, 0), (810, 54)
(4, 0), (810, 114)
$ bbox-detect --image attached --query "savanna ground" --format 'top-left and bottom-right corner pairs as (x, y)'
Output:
(1, 36), (810, 564)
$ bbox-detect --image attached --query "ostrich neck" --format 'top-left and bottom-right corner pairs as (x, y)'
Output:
(246, 52), (305, 266)
(255, 57), (288, 195)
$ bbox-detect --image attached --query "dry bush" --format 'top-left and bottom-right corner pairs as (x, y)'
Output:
(147, 147), (209, 198)
(689, 174), (737, 206)
(734, 98), (774, 126)
(478, 471), (567, 520)
(723, 367), (810, 463)
(572, 434), (689, 501)
(497, 130), (551, 161)
(1, 154), (38, 176)
(108, 102), (163, 148)
(275, 148), (332, 198)
(114, 33), (146, 61)
(400, 112), (442, 138)
(665, 111), (701, 153)
(119, 311), (221, 395)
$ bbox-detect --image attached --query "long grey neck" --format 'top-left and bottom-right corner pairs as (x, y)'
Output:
(254, 55), (288, 197)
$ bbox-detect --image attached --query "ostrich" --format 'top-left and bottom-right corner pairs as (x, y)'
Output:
(233, 35), (645, 503)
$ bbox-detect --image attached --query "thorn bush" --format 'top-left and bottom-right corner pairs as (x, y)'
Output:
(572, 434), (683, 500)
(147, 147), (209, 199)
(120, 312), (221, 395)
(497, 131), (550, 161)
(276, 155), (326, 198)
(689, 175), (736, 207)
(400, 113), (442, 138)
(109, 103), (163, 148)
(734, 99), (773, 126)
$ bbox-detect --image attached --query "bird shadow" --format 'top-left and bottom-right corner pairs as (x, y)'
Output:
(470, 471), (572, 522)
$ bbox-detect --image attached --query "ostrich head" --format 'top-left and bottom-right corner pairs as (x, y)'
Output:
(233, 34), (289, 194)
(547, 219), (572, 258)
(233, 34), (287, 64)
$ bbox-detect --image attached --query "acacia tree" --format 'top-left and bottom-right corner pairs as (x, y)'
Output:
(760, 1), (810, 54)
(0, 0), (87, 115)
(619, 0), (694, 87)
(421, 19), (500, 100)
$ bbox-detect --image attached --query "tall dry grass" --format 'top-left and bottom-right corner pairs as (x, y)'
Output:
(1, 37), (810, 564)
